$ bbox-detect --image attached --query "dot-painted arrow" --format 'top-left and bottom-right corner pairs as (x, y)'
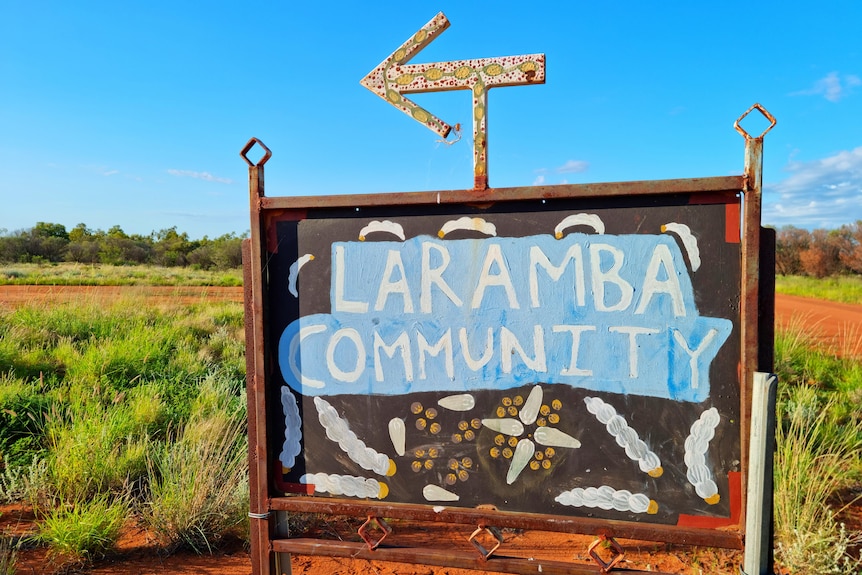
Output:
(360, 12), (545, 190)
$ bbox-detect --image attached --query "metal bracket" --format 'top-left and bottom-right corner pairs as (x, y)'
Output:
(240, 137), (273, 168)
(734, 103), (776, 141)
(357, 515), (392, 551)
(587, 535), (625, 573)
(467, 524), (504, 560)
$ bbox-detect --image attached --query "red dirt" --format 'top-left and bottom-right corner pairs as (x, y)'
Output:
(2, 286), (860, 574)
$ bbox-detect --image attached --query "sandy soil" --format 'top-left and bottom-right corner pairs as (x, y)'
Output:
(2, 286), (860, 574)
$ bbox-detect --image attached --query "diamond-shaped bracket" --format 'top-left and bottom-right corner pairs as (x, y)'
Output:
(734, 103), (776, 141)
(357, 516), (392, 551)
(240, 137), (272, 168)
(467, 524), (504, 560)
(587, 535), (625, 573)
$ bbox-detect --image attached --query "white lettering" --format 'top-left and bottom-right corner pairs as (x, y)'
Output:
(589, 244), (634, 312)
(552, 325), (595, 376)
(673, 329), (719, 389)
(417, 329), (454, 380)
(334, 246), (368, 313)
(326, 328), (364, 382)
(471, 244), (520, 310)
(421, 242), (462, 313)
(375, 250), (414, 313)
(501, 326), (547, 373)
(609, 326), (660, 378)
(529, 245), (586, 308)
(374, 331), (414, 382)
(635, 244), (686, 317)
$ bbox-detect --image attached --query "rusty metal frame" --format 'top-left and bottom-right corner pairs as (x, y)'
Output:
(241, 104), (774, 572)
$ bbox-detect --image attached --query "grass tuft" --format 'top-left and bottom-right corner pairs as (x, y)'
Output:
(36, 494), (129, 561)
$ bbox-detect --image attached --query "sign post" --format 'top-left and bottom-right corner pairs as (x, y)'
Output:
(241, 13), (776, 575)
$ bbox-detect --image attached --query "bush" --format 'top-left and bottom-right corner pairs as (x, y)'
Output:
(37, 494), (129, 561)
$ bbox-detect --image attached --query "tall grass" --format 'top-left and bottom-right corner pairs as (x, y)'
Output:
(773, 314), (862, 574)
(0, 296), (248, 564)
(143, 375), (248, 553)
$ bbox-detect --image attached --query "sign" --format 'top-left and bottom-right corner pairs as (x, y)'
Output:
(266, 195), (743, 526)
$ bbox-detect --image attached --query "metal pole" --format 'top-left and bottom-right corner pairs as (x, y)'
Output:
(241, 137), (276, 575)
(742, 372), (777, 575)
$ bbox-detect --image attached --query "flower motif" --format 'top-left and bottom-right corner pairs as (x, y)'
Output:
(482, 385), (581, 485)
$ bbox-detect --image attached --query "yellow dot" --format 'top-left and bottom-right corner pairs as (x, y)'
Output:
(414, 448), (425, 458)
(396, 73), (414, 86)
(394, 49), (406, 62)
(413, 29), (427, 43)
(494, 434), (505, 446)
(548, 413), (560, 424)
(705, 493), (721, 505)
(429, 422), (441, 434)
(458, 420), (469, 431)
(471, 418), (482, 429)
(412, 108), (429, 123)
(544, 448), (555, 458)
(411, 461), (422, 473)
(411, 402), (424, 414)
(535, 451), (543, 460)
(416, 418), (427, 430)
(428, 447), (439, 458)
(513, 395), (524, 406)
(530, 460), (540, 471)
(496, 406), (506, 417)
(472, 83), (484, 97)
(647, 500), (659, 514)
(536, 418), (547, 427)
(464, 430), (475, 441)
(461, 457), (473, 469)
(448, 459), (458, 470)
(519, 61), (536, 73)
(425, 408), (438, 420)
(502, 397), (512, 407)
(485, 63), (503, 76)
(542, 459), (551, 470)
(474, 106), (485, 120)
(452, 433), (463, 443)
(424, 459), (434, 470)
(386, 90), (401, 103)
(454, 65), (473, 79)
(378, 482), (389, 499)
(507, 406), (518, 417)
(502, 448), (513, 459)
(648, 467), (664, 478)
(458, 469), (469, 482)
(551, 399), (562, 411)
(540, 404), (551, 416)
(386, 459), (397, 476)
(424, 67), (442, 81)
(490, 447), (501, 458)
(446, 473), (457, 485)
(508, 436), (519, 447)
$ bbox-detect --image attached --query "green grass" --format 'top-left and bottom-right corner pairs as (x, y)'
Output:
(0, 296), (248, 564)
(773, 315), (862, 574)
(776, 274), (862, 305)
(0, 262), (242, 287)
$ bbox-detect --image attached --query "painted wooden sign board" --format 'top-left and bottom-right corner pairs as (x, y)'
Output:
(262, 188), (745, 531)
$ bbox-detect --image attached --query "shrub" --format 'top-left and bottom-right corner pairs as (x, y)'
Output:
(37, 494), (129, 561)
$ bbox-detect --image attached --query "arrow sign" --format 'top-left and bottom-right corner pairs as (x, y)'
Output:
(360, 12), (545, 190)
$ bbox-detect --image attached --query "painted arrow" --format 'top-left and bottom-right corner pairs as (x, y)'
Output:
(360, 12), (545, 190)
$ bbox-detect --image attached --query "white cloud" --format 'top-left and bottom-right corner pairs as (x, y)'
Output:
(533, 174), (546, 186)
(556, 159), (589, 174)
(763, 147), (862, 228)
(167, 169), (234, 184)
(791, 72), (861, 102)
(102, 169), (119, 176)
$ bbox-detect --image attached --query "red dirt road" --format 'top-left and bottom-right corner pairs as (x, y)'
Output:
(773, 293), (862, 357)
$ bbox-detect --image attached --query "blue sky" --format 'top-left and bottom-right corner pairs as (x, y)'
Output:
(2, 1), (861, 239)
